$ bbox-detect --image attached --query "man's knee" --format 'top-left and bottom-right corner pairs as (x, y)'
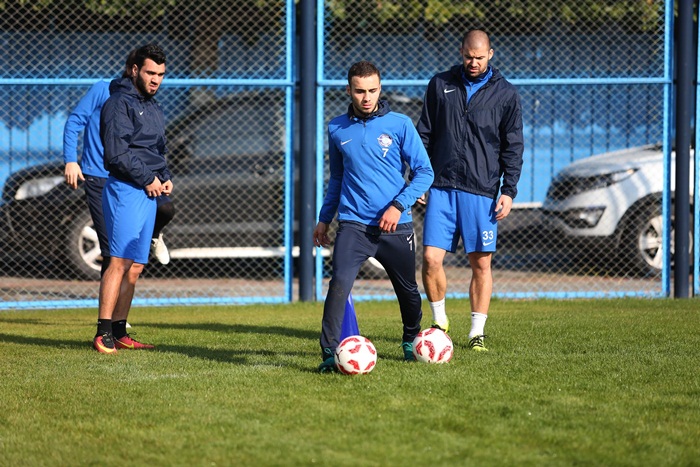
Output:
(127, 263), (144, 281)
(423, 247), (445, 272)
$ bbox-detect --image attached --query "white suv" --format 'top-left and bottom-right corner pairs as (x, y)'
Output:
(541, 144), (692, 275)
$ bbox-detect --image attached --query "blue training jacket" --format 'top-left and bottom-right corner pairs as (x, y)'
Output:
(62, 80), (110, 178)
(100, 77), (170, 187)
(319, 99), (434, 226)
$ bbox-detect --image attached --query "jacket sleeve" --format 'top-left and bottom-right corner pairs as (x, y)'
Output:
(416, 77), (437, 155)
(318, 127), (343, 224)
(498, 88), (524, 200)
(100, 96), (157, 187)
(63, 82), (103, 164)
(395, 120), (434, 209)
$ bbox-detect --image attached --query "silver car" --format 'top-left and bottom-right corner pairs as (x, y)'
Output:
(541, 144), (692, 275)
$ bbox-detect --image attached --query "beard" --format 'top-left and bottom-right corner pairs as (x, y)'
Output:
(134, 74), (158, 99)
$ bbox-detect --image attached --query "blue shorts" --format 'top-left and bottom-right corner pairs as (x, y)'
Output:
(102, 177), (156, 264)
(423, 188), (498, 253)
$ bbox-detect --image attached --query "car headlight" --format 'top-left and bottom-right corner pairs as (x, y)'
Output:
(587, 168), (637, 191)
(548, 168), (637, 200)
(15, 176), (64, 200)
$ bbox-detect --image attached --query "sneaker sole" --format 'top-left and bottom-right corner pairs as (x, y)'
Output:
(115, 341), (154, 350)
(93, 341), (117, 354)
(430, 322), (450, 334)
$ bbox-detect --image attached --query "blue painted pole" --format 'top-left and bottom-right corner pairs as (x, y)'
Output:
(299, 0), (316, 301)
(674, 0), (693, 297)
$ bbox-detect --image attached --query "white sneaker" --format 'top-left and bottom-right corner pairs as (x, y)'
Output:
(150, 233), (170, 265)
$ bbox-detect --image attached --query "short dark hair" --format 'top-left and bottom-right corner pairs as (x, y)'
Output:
(121, 49), (138, 78)
(347, 60), (381, 85)
(133, 43), (166, 68)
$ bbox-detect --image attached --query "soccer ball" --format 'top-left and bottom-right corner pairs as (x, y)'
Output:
(412, 328), (453, 363)
(334, 335), (377, 375)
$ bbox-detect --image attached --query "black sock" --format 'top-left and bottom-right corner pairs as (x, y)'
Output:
(112, 320), (128, 339)
(96, 319), (112, 337)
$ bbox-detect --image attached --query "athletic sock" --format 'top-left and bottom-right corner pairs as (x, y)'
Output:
(469, 312), (488, 338)
(112, 320), (128, 339)
(429, 299), (448, 327)
(96, 319), (112, 337)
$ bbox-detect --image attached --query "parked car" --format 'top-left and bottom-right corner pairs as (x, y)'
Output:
(541, 144), (692, 275)
(0, 89), (421, 280)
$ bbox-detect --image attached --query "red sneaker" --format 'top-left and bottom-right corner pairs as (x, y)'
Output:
(93, 333), (117, 354)
(114, 334), (155, 350)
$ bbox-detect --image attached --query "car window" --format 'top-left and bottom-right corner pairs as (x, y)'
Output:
(188, 98), (284, 160)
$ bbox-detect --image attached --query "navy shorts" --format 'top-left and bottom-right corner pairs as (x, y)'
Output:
(83, 176), (110, 257)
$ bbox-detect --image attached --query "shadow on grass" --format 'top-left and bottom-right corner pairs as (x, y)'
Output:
(0, 331), (321, 372)
(143, 322), (318, 340)
(0, 332), (87, 350)
(153, 344), (318, 372)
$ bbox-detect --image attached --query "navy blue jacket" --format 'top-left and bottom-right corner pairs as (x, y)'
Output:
(417, 65), (524, 200)
(100, 77), (170, 188)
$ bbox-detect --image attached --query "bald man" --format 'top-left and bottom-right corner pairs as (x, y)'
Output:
(416, 29), (524, 351)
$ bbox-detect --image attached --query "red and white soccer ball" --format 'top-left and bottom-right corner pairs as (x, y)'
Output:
(412, 328), (453, 364)
(334, 335), (377, 375)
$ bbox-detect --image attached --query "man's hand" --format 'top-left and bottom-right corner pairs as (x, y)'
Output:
(145, 177), (164, 197)
(416, 193), (427, 205)
(378, 206), (402, 233)
(162, 179), (173, 196)
(313, 222), (331, 248)
(64, 162), (84, 189)
(495, 194), (513, 221)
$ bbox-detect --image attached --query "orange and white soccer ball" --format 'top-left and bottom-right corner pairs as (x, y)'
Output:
(334, 335), (377, 375)
(412, 328), (453, 363)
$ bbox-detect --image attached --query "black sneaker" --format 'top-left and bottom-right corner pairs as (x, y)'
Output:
(318, 347), (338, 373)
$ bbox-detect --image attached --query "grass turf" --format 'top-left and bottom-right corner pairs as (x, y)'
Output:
(1, 298), (699, 466)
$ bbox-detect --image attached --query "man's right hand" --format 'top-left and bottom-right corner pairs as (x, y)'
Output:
(145, 177), (164, 197)
(64, 162), (85, 189)
(313, 222), (331, 248)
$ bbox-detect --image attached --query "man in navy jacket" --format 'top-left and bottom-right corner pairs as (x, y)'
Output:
(417, 30), (524, 351)
(92, 43), (172, 354)
(63, 51), (174, 274)
(313, 61), (434, 372)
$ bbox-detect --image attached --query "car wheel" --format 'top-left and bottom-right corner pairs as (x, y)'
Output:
(64, 211), (103, 280)
(621, 202), (692, 276)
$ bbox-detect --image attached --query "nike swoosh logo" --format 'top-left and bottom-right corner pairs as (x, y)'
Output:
(443, 89), (456, 94)
(483, 240), (495, 246)
(341, 139), (352, 145)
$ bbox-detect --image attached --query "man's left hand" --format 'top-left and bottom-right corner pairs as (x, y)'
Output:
(495, 194), (513, 221)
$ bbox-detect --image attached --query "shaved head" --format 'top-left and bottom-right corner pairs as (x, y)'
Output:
(459, 29), (493, 79)
(462, 29), (491, 50)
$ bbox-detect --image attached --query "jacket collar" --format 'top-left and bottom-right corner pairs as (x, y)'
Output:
(347, 99), (391, 120)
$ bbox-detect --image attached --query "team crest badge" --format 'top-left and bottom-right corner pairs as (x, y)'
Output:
(377, 134), (393, 147)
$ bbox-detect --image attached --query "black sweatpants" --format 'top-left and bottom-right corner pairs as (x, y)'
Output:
(320, 221), (423, 353)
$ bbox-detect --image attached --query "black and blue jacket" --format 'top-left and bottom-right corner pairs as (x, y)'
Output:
(417, 65), (524, 200)
(100, 77), (170, 188)
(319, 99), (434, 226)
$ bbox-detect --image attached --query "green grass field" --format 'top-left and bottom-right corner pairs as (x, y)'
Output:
(1, 298), (699, 466)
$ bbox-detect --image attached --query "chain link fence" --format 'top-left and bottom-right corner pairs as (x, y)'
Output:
(316, 0), (673, 300)
(0, 0), (679, 309)
(0, 1), (296, 308)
